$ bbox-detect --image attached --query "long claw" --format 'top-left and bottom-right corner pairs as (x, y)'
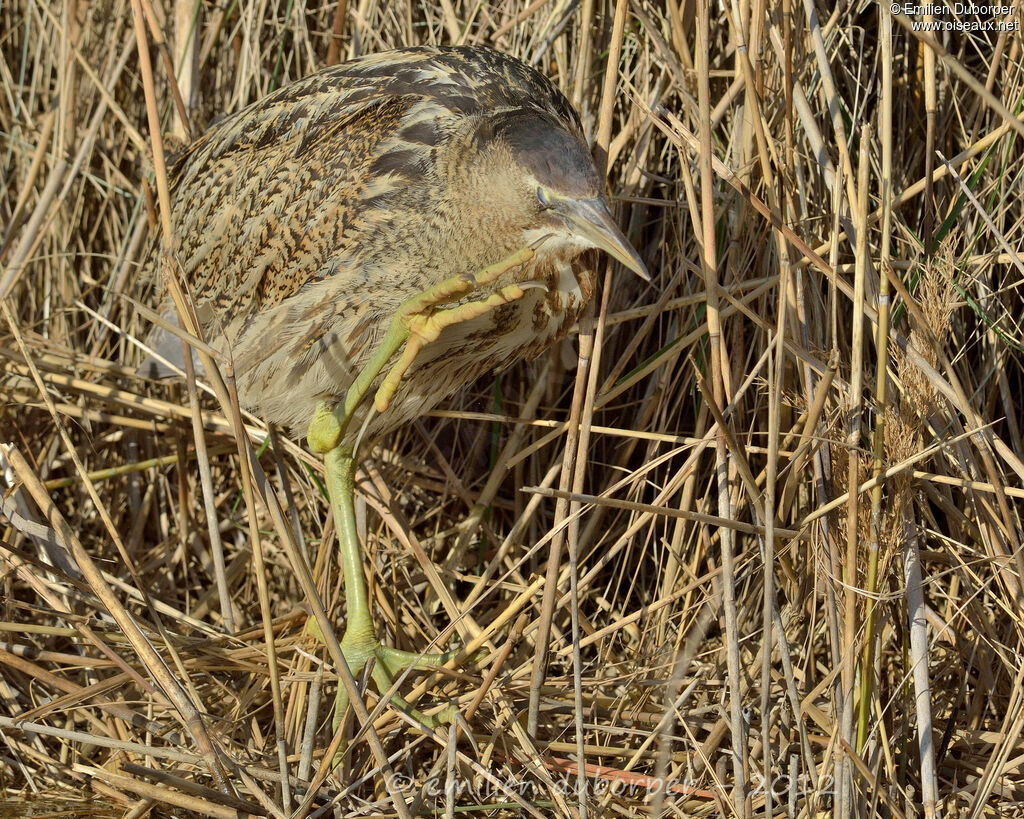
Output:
(375, 282), (528, 412)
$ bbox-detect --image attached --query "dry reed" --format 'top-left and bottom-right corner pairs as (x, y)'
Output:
(2, 1), (1023, 817)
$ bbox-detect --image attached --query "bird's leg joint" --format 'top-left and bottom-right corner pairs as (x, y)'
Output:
(307, 401), (343, 453)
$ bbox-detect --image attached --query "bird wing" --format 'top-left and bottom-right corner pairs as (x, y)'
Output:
(164, 46), (582, 312)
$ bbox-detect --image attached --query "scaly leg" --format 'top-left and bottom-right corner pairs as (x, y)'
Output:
(307, 246), (534, 737)
(316, 443), (457, 733)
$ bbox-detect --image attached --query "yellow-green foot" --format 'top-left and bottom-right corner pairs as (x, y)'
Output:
(374, 247), (535, 411)
(332, 625), (460, 734)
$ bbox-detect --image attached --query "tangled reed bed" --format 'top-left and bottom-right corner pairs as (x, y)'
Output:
(2, 1), (1023, 816)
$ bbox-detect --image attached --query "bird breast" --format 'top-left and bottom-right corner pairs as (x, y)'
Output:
(237, 247), (591, 439)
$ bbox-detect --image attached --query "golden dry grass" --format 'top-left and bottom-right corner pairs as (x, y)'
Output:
(2, 1), (1024, 817)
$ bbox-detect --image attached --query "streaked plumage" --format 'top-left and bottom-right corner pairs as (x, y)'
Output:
(144, 45), (646, 440)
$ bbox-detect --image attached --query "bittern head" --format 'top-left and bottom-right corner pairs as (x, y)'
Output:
(473, 110), (649, 281)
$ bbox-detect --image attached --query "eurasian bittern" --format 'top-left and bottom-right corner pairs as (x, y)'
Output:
(143, 45), (647, 732)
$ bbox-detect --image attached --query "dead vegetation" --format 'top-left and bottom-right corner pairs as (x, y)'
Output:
(2, 1), (1024, 817)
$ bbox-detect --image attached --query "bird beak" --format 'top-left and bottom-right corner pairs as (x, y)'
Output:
(558, 196), (650, 282)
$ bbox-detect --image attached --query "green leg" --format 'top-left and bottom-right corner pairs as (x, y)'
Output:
(324, 447), (375, 668)
(318, 444), (455, 732)
(307, 247), (535, 740)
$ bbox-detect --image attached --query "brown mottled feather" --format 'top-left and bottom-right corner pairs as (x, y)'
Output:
(144, 45), (619, 442)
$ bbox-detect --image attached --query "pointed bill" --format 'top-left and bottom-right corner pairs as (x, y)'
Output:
(559, 196), (649, 281)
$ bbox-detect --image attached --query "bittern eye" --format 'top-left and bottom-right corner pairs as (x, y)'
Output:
(536, 187), (551, 209)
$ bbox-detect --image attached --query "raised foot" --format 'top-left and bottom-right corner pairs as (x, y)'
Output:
(374, 246), (536, 412)
(307, 247), (536, 454)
